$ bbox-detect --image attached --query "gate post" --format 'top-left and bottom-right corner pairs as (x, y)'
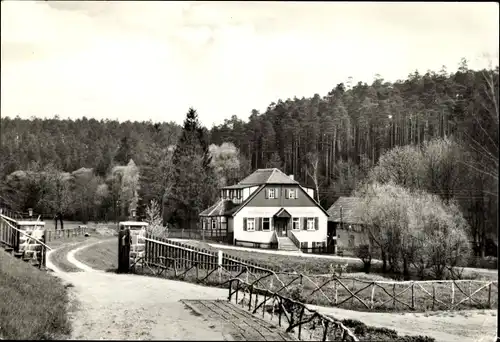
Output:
(118, 228), (131, 273)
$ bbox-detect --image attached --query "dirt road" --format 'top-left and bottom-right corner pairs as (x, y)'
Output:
(48, 240), (498, 341)
(47, 242), (234, 340)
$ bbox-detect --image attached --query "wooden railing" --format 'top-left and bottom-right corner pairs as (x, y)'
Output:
(0, 211), (51, 269)
(141, 233), (277, 276)
(44, 226), (89, 242)
(288, 230), (301, 249)
(0, 212), (21, 251)
(228, 278), (359, 341)
(166, 228), (232, 243)
(135, 233), (499, 312)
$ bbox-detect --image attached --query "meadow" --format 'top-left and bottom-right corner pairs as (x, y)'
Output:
(0, 249), (71, 339)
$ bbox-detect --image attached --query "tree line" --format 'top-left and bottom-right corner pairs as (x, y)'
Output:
(0, 58), (497, 257)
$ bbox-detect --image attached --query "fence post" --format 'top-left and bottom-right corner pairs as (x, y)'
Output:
(41, 233), (46, 269)
(432, 283), (436, 310)
(352, 279), (356, 306)
(14, 227), (20, 252)
(218, 250), (223, 283)
(488, 283), (492, 308)
(451, 282), (455, 305)
(370, 283), (375, 309)
(411, 283), (415, 310)
(334, 279), (338, 305)
(468, 281), (472, 307)
(392, 283), (396, 309)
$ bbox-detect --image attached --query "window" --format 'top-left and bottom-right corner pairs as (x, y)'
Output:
(287, 189), (296, 199)
(268, 188), (276, 199)
(307, 218), (315, 230)
(262, 218), (270, 231)
(211, 220), (217, 229)
(247, 218), (255, 231)
(292, 218), (300, 230)
(348, 234), (355, 248)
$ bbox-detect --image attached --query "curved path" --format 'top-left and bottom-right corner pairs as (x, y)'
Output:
(48, 240), (498, 342)
(47, 241), (234, 340)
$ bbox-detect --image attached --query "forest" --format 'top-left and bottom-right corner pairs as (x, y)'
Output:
(0, 58), (497, 257)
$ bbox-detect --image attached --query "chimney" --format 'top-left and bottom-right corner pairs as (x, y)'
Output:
(289, 174), (294, 181)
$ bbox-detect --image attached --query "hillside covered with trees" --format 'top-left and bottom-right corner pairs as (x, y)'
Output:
(0, 59), (497, 257)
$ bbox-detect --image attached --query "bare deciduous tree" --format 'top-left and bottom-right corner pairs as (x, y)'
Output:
(355, 182), (471, 280)
(305, 151), (320, 202)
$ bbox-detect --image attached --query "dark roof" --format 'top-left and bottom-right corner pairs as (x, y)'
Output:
(221, 184), (252, 190)
(199, 185), (265, 217)
(326, 197), (362, 224)
(274, 208), (291, 219)
(237, 168), (298, 185)
(199, 200), (239, 217)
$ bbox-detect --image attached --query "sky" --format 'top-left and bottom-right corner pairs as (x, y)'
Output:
(1, 1), (499, 127)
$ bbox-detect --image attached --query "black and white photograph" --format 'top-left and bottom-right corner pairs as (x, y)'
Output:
(0, 1), (498, 341)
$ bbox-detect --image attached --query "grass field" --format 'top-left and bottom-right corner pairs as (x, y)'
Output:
(0, 250), (71, 339)
(48, 235), (111, 272)
(74, 238), (117, 272)
(43, 220), (85, 232)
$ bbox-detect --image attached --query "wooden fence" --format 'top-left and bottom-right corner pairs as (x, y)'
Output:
(44, 226), (89, 242)
(229, 278), (358, 341)
(0, 210), (51, 269)
(0, 212), (21, 251)
(268, 273), (498, 312)
(141, 233), (274, 276)
(166, 228), (232, 243)
(137, 234), (498, 312)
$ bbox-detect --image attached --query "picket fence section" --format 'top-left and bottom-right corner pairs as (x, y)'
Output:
(0, 209), (51, 269)
(44, 226), (89, 242)
(139, 233), (498, 312)
(142, 232), (273, 276)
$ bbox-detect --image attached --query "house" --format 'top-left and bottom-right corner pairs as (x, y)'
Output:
(199, 168), (330, 253)
(326, 197), (367, 255)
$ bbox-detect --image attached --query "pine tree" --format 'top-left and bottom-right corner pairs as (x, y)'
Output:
(114, 135), (132, 165)
(172, 108), (212, 167)
(266, 152), (283, 169)
(167, 108), (218, 229)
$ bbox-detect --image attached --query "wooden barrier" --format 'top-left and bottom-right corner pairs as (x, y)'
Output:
(166, 228), (232, 243)
(44, 225), (89, 242)
(136, 234), (498, 312)
(228, 278), (359, 341)
(0, 211), (51, 269)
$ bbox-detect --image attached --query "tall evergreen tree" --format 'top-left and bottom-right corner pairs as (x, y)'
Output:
(166, 108), (218, 229)
(114, 135), (132, 165)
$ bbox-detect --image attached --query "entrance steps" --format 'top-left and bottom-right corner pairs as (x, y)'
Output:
(277, 237), (300, 252)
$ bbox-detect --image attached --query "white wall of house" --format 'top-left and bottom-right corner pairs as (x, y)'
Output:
(233, 206), (327, 244)
(242, 186), (259, 201)
(305, 187), (315, 199)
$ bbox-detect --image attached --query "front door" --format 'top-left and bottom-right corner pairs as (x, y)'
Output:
(275, 219), (287, 236)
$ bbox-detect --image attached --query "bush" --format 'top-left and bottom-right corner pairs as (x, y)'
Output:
(466, 256), (498, 270)
(341, 318), (436, 342)
(356, 244), (372, 273)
